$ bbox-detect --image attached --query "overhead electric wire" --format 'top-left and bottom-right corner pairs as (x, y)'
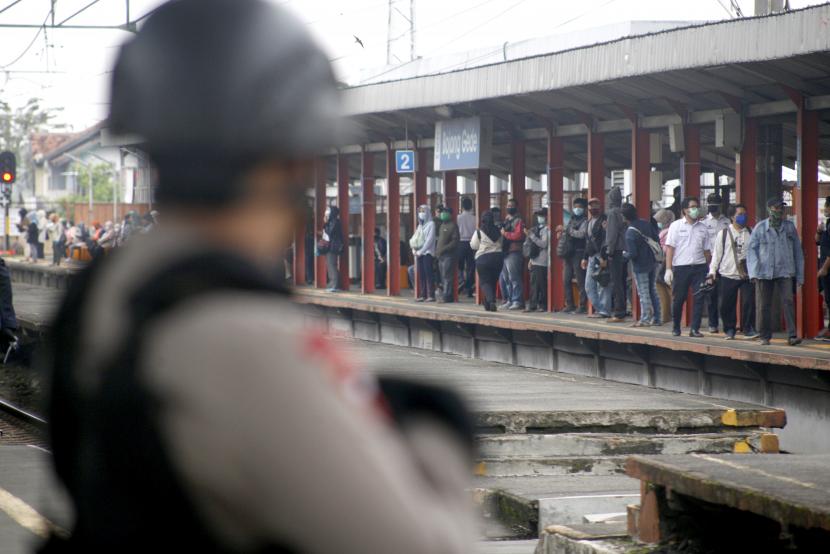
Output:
(1, 11), (50, 69)
(713, 0), (736, 18)
(387, 0), (500, 43)
(56, 0), (102, 27)
(0, 0), (25, 17)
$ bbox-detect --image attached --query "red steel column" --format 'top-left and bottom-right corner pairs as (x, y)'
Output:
(314, 158), (327, 289)
(631, 126), (651, 321)
(444, 171), (459, 301)
(548, 132), (565, 312)
(361, 151), (375, 294)
(476, 168), (490, 305)
(292, 213), (306, 287)
(337, 154), (350, 291)
(683, 126), (701, 199)
(386, 147), (401, 296)
(682, 126), (701, 326)
(797, 107), (819, 339)
(736, 119), (758, 224)
(512, 141), (529, 301)
(588, 132), (605, 205)
(412, 149), (428, 298)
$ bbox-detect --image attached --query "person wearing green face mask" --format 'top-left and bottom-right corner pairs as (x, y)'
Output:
(435, 206), (460, 303)
(747, 197), (804, 346)
(664, 196), (712, 337)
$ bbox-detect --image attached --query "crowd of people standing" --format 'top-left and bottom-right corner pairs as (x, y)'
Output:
(317, 186), (826, 344)
(18, 208), (157, 265)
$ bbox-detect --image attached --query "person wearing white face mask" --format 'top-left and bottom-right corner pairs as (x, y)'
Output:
(664, 196), (712, 337)
(410, 204), (437, 302)
(524, 208), (550, 312)
(556, 197), (588, 314)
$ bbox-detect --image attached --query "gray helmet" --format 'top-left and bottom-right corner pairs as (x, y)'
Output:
(109, 0), (341, 204)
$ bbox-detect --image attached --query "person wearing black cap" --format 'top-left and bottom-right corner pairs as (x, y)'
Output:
(747, 197), (805, 346)
(703, 193), (730, 332)
(816, 197), (830, 339)
(39, 1), (475, 551)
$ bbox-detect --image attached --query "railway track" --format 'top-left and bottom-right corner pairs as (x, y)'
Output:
(0, 396), (47, 447)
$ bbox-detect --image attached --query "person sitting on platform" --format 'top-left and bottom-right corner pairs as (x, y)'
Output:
(706, 204), (756, 340)
(436, 206), (460, 304)
(471, 210), (503, 312)
(664, 197), (711, 338)
(622, 202), (661, 327)
(457, 197), (477, 298)
(411, 204), (437, 302)
(500, 198), (525, 311)
(747, 197), (804, 346)
(524, 208), (549, 312)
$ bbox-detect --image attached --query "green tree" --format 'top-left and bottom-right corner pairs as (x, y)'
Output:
(73, 163), (115, 203)
(0, 98), (66, 196)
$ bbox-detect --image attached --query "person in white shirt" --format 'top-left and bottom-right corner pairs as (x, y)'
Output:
(456, 197), (477, 298)
(664, 196), (712, 338)
(706, 204), (757, 340)
(703, 193), (731, 333)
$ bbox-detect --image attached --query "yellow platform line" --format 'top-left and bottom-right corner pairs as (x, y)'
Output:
(0, 485), (64, 538)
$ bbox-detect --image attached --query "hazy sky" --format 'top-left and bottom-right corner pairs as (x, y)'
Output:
(0, 0), (824, 130)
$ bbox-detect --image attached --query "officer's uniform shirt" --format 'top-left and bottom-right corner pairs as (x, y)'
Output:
(703, 213), (730, 246)
(665, 217), (711, 266)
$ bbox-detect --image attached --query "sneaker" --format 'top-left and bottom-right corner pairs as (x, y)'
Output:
(708, 327), (719, 334)
(415, 297), (425, 303)
(689, 330), (704, 338)
(575, 308), (588, 315)
(508, 302), (524, 310)
(814, 329), (830, 341)
(326, 287), (338, 293)
(651, 320), (663, 326)
(760, 338), (771, 346)
(788, 337), (802, 346)
(587, 313), (604, 319)
(523, 306), (535, 313)
(672, 330), (681, 337)
(424, 297), (436, 303)
(500, 301), (511, 309)
(725, 332), (736, 340)
(536, 307), (547, 312)
(631, 321), (650, 328)
(563, 307), (576, 314)
(743, 330), (760, 339)
(606, 317), (626, 323)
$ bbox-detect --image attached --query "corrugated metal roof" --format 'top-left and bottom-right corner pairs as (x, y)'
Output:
(341, 3), (830, 116)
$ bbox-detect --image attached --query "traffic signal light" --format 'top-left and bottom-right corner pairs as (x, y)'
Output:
(0, 152), (15, 185)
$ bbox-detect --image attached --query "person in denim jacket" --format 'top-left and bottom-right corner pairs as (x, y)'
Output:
(747, 197), (805, 346)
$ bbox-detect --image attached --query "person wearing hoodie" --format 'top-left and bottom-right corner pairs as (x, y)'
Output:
(471, 210), (504, 312)
(603, 186), (627, 322)
(26, 214), (40, 262)
(436, 206), (460, 303)
(622, 203), (661, 327)
(557, 197), (588, 314)
(411, 204), (437, 302)
(321, 205), (345, 292)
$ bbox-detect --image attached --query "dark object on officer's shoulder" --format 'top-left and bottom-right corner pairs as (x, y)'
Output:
(376, 376), (475, 459)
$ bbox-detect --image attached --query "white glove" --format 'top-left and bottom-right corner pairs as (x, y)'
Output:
(664, 268), (674, 287)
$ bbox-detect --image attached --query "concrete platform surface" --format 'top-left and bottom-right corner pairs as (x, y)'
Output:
(299, 288), (830, 372)
(476, 539), (538, 553)
(12, 283), (64, 332)
(345, 340), (785, 431)
(626, 453), (830, 532)
(0, 446), (71, 554)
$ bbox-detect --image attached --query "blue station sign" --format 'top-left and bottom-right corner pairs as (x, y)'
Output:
(433, 116), (492, 172)
(395, 150), (416, 173)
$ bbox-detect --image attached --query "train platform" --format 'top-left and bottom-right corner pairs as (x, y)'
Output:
(0, 446), (70, 554)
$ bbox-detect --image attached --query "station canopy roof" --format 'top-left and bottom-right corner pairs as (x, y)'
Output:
(335, 3), (830, 179)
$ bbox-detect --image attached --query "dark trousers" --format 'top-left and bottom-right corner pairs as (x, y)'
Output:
(438, 254), (456, 302)
(53, 241), (64, 265)
(529, 264), (548, 310)
(0, 260), (17, 330)
(37, 242), (45, 259)
(821, 273), (830, 326)
(671, 264), (707, 333)
(457, 241), (476, 296)
(564, 252), (587, 311)
(375, 259), (387, 289)
(719, 276), (755, 335)
(757, 277), (796, 340)
(475, 253), (503, 308)
(416, 254), (435, 299)
(707, 278), (720, 330)
(609, 254), (627, 318)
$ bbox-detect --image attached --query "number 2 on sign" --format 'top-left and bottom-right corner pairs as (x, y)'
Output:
(400, 153), (411, 170)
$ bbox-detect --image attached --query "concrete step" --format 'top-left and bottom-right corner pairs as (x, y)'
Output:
(474, 475), (640, 536)
(476, 540), (539, 554)
(477, 431), (769, 459)
(476, 456), (625, 477)
(535, 521), (650, 554)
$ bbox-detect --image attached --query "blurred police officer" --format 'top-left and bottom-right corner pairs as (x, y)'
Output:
(41, 1), (474, 552)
